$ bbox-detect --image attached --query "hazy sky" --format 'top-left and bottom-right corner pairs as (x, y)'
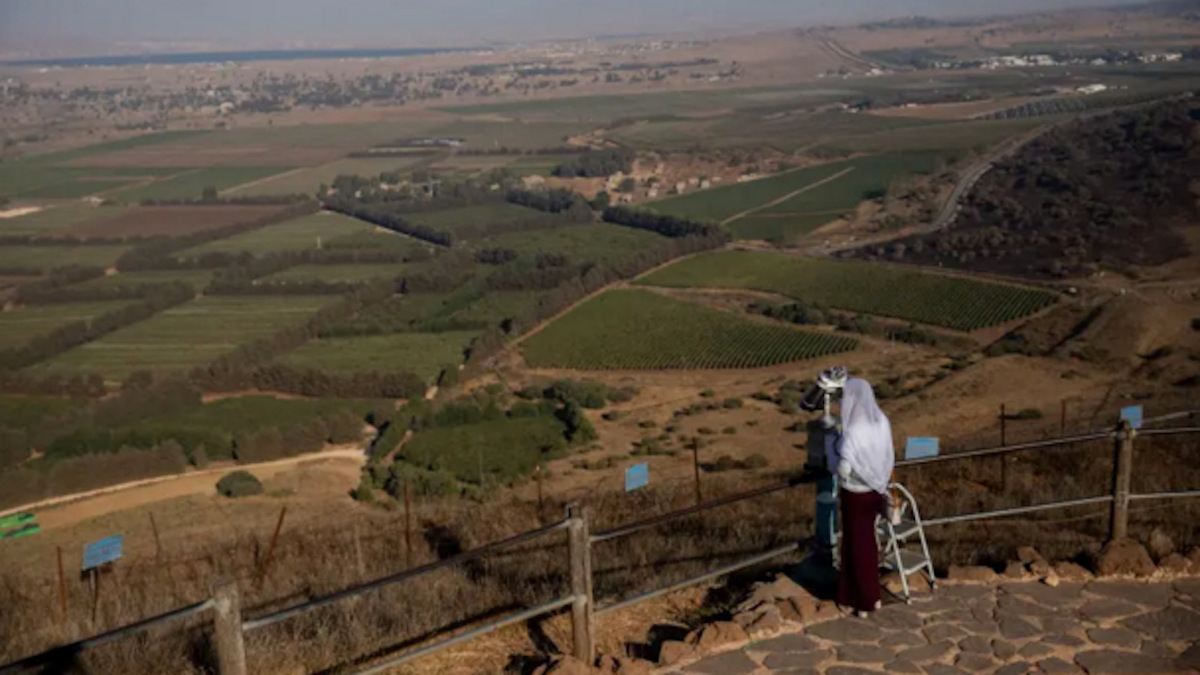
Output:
(0, 0), (1133, 54)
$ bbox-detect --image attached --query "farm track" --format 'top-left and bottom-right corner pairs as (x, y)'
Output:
(720, 167), (855, 225)
(0, 446), (368, 521)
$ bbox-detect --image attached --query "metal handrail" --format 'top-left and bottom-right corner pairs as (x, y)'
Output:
(0, 599), (215, 675)
(243, 518), (570, 632)
(895, 432), (1112, 468)
(921, 495), (1115, 527)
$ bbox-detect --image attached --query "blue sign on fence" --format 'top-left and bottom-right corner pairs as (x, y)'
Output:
(625, 463), (649, 492)
(1120, 405), (1143, 430)
(905, 437), (940, 460)
(82, 535), (124, 571)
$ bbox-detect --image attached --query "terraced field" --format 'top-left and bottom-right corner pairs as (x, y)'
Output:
(523, 289), (857, 370)
(638, 251), (1057, 331)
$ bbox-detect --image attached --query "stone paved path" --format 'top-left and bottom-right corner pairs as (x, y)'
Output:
(665, 579), (1200, 675)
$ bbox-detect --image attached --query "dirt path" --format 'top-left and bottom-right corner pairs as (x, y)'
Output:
(0, 446), (368, 524)
(221, 167), (307, 196)
(720, 167), (855, 226)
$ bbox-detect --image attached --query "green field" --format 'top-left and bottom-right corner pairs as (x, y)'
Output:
(34, 296), (333, 379)
(401, 414), (566, 483)
(17, 178), (138, 199)
(725, 214), (837, 242)
(75, 270), (216, 291)
(638, 251), (1058, 331)
(179, 211), (375, 257)
(264, 264), (414, 284)
(0, 205), (128, 236)
(195, 121), (445, 149)
(110, 167), (292, 203)
(523, 289), (857, 370)
(447, 291), (546, 326)
(0, 245), (133, 271)
(821, 117), (1045, 154)
(647, 161), (851, 223)
(421, 119), (595, 149)
(30, 131), (214, 165)
(224, 157), (427, 197)
(406, 203), (541, 234)
(759, 153), (945, 214)
(278, 331), (480, 382)
(0, 301), (136, 350)
(480, 224), (666, 267)
(323, 228), (434, 254)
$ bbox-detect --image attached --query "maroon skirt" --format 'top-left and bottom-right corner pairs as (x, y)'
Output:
(837, 488), (884, 612)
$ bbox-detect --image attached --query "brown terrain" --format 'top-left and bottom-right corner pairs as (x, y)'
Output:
(62, 204), (290, 238)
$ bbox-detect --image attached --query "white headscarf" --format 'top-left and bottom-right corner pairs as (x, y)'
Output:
(836, 378), (894, 494)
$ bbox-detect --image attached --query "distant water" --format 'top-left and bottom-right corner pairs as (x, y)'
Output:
(4, 47), (474, 68)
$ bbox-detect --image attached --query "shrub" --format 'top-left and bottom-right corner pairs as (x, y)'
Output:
(637, 420), (657, 429)
(607, 386), (637, 403)
(351, 475), (375, 503)
(698, 427), (715, 435)
(191, 445), (210, 469)
(722, 398), (743, 409)
(700, 389), (715, 398)
(216, 470), (263, 498)
(722, 427), (737, 435)
(743, 453), (769, 469)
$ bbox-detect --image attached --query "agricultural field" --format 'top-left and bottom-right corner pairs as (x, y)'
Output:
(406, 203), (542, 234)
(33, 296), (334, 380)
(223, 157), (428, 197)
(263, 263), (414, 284)
(0, 245), (133, 271)
(638, 251), (1058, 331)
(17, 178), (138, 199)
(522, 289), (857, 370)
(64, 205), (287, 239)
(758, 153), (945, 214)
(322, 228), (434, 254)
(420, 119), (595, 149)
(648, 161), (852, 223)
(108, 167), (292, 203)
(400, 414), (566, 484)
(819, 117), (1045, 154)
(74, 270), (216, 291)
(178, 211), (376, 257)
(0, 301), (137, 350)
(0, 205), (128, 236)
(724, 214), (836, 243)
(446, 291), (546, 327)
(480, 224), (667, 267)
(277, 331), (480, 383)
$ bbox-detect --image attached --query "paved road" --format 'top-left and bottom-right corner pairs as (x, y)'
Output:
(666, 579), (1200, 674)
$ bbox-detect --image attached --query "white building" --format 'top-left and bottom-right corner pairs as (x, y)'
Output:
(1077, 83), (1108, 95)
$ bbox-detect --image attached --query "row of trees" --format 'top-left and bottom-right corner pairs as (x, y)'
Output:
(602, 205), (728, 239)
(551, 148), (636, 178)
(0, 283), (193, 372)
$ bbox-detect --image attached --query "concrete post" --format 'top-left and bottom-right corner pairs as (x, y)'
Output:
(213, 578), (247, 675)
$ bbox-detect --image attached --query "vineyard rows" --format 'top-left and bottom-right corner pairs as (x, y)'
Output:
(978, 90), (1185, 121)
(523, 289), (857, 370)
(637, 251), (1057, 332)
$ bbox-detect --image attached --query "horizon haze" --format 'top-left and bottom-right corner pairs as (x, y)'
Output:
(0, 0), (1142, 58)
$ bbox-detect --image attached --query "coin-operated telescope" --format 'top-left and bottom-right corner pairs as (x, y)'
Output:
(800, 366), (848, 563)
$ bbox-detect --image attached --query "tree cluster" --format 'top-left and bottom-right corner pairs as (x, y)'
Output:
(551, 147), (637, 178)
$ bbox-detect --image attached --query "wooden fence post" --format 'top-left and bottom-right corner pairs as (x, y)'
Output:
(149, 512), (162, 563)
(213, 578), (247, 675)
(1000, 404), (1007, 446)
(691, 438), (702, 506)
(57, 546), (68, 622)
(258, 506), (287, 583)
(567, 503), (594, 664)
(1109, 421), (1134, 541)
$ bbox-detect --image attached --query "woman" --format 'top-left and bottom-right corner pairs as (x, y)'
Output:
(830, 378), (895, 617)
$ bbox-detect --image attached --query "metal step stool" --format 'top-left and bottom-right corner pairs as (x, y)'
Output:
(878, 482), (937, 603)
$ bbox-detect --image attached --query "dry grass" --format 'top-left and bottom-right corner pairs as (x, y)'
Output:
(1, 433), (1197, 674)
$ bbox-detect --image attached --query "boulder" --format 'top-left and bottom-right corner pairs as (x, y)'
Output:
(1003, 562), (1028, 579)
(658, 641), (694, 666)
(1146, 528), (1175, 562)
(686, 621), (748, 653)
(883, 571), (931, 595)
(744, 604), (784, 637)
(1097, 538), (1156, 578)
(736, 574), (813, 613)
(1158, 553), (1192, 575)
(1041, 570), (1061, 587)
(811, 600), (842, 622)
(1053, 561), (1093, 581)
(1017, 546), (1048, 566)
(947, 566), (998, 583)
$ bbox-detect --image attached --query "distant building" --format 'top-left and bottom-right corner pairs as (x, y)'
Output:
(647, 188), (659, 199)
(674, 181), (687, 194)
(1077, 83), (1108, 95)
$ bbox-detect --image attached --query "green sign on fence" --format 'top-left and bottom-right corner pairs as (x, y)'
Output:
(0, 513), (40, 541)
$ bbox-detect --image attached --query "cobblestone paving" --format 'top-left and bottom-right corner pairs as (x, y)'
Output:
(667, 579), (1200, 674)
